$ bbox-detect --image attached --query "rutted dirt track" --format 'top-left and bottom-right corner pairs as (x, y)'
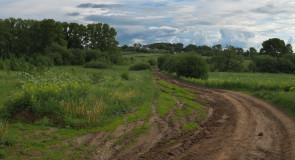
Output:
(90, 70), (295, 160)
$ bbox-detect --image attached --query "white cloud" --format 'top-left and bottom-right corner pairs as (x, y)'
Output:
(1, 0), (295, 48)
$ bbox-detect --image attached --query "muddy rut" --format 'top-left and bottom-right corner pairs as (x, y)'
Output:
(90, 70), (295, 160)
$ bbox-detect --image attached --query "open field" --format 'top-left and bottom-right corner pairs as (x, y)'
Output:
(0, 53), (205, 159)
(0, 53), (295, 159)
(0, 59), (157, 158)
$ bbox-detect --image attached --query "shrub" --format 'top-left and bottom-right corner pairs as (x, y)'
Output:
(277, 58), (295, 73)
(160, 53), (208, 79)
(71, 49), (85, 65)
(48, 52), (63, 65)
(129, 62), (151, 71)
(0, 59), (4, 70)
(84, 60), (111, 69)
(157, 55), (171, 71)
(121, 72), (129, 80)
(175, 54), (208, 79)
(107, 48), (122, 64)
(253, 55), (277, 73)
(34, 55), (54, 67)
(148, 58), (157, 66)
(85, 50), (100, 62)
(46, 43), (74, 65)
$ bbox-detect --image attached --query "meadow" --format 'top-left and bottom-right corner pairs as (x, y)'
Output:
(0, 54), (157, 158)
(0, 53), (207, 159)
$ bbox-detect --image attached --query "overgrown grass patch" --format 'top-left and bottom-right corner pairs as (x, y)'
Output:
(1, 65), (156, 129)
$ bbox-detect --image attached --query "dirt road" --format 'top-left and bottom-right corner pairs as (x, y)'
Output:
(91, 70), (295, 160)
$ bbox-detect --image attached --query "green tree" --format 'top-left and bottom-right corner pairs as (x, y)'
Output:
(211, 46), (244, 72)
(260, 38), (292, 57)
(245, 47), (258, 58)
(184, 44), (198, 52)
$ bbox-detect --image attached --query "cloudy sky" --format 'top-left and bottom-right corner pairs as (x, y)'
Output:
(1, 0), (295, 49)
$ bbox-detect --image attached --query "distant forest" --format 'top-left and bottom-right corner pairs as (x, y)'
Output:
(121, 41), (293, 58)
(0, 18), (118, 58)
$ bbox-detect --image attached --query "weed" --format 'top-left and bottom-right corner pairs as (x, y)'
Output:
(183, 122), (198, 131)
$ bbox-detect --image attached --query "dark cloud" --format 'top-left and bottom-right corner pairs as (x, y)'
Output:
(252, 4), (286, 15)
(85, 15), (170, 26)
(67, 12), (80, 16)
(77, 3), (122, 9)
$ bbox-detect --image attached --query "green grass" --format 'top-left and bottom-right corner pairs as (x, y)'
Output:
(157, 79), (206, 125)
(0, 53), (158, 158)
(0, 53), (208, 159)
(183, 122), (198, 131)
(182, 72), (295, 117)
(1, 122), (92, 159)
(0, 71), (19, 106)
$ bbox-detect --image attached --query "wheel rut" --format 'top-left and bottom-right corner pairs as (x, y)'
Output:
(90, 70), (295, 160)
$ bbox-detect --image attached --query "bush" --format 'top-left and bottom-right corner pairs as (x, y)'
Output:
(277, 58), (295, 73)
(0, 59), (4, 70)
(157, 55), (171, 71)
(84, 60), (111, 69)
(46, 43), (74, 65)
(159, 53), (208, 79)
(148, 58), (157, 66)
(175, 54), (208, 79)
(129, 62), (151, 71)
(48, 52), (63, 65)
(107, 48), (122, 64)
(71, 49), (85, 65)
(121, 72), (129, 80)
(84, 50), (100, 62)
(253, 55), (277, 73)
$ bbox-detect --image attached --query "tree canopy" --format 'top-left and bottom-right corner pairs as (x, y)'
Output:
(0, 18), (118, 58)
(260, 38), (292, 57)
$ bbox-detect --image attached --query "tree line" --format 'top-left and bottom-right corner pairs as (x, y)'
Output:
(121, 38), (293, 58)
(0, 18), (121, 72)
(0, 18), (119, 58)
(149, 38), (295, 74)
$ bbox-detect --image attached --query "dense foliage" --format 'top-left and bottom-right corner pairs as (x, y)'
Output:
(129, 62), (151, 71)
(159, 53), (208, 79)
(0, 18), (122, 73)
(260, 38), (293, 57)
(0, 18), (118, 58)
(210, 46), (244, 72)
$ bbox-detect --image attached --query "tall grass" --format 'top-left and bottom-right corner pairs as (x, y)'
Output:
(1, 65), (156, 128)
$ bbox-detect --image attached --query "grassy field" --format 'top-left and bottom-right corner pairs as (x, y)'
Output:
(182, 72), (295, 117)
(0, 52), (159, 158)
(0, 53), (205, 159)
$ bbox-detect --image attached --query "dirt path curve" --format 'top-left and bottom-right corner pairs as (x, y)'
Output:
(144, 70), (295, 160)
